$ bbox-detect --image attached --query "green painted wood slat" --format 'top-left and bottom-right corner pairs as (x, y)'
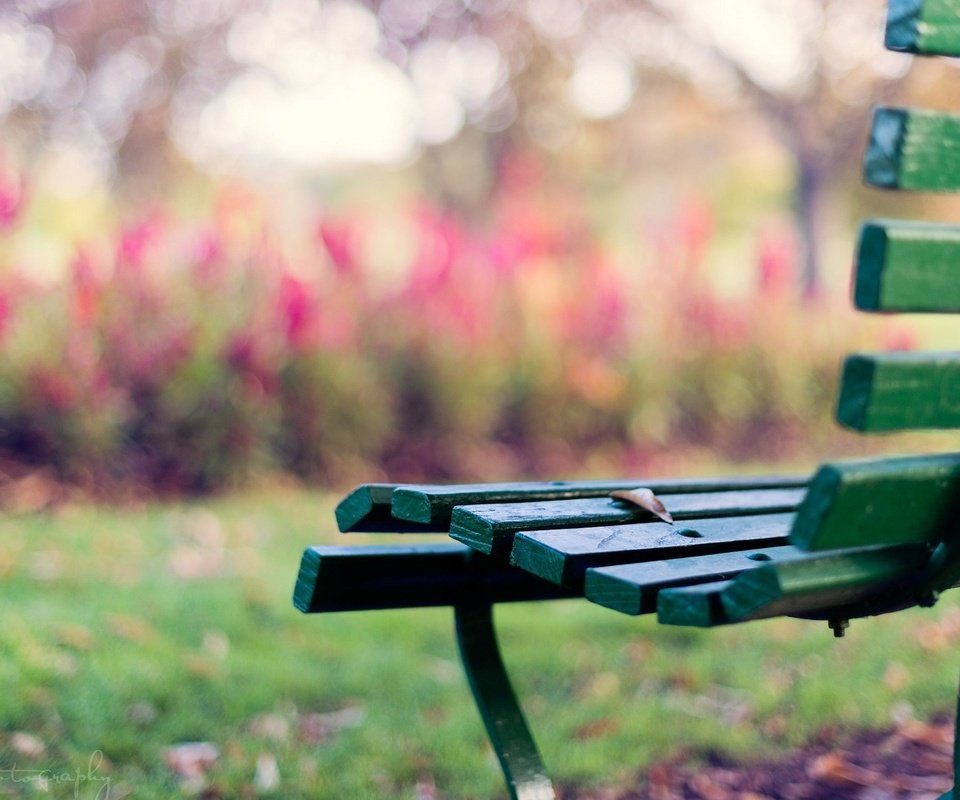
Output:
(448, 488), (806, 559)
(584, 544), (804, 616)
(294, 543), (573, 613)
(335, 484), (444, 533)
(789, 452), (960, 551)
(837, 352), (960, 431)
(391, 474), (808, 527)
(854, 220), (960, 312)
(865, 108), (960, 192)
(509, 513), (794, 588)
(886, 0), (960, 56)
(656, 544), (932, 628)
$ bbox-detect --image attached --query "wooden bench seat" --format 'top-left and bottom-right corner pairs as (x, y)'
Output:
(295, 3), (960, 798)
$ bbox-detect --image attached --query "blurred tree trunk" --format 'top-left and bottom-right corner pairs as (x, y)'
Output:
(795, 154), (827, 300)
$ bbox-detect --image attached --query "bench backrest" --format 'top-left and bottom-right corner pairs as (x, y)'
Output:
(789, 0), (960, 564)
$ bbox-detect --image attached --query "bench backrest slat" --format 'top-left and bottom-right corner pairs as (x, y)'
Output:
(886, 0), (960, 56)
(854, 220), (960, 312)
(837, 352), (960, 431)
(789, 452), (960, 551)
(865, 108), (960, 192)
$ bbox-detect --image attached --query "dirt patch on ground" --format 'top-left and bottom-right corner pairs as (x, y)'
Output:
(561, 718), (954, 800)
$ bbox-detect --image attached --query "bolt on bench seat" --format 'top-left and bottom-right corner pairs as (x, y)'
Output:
(295, 2), (960, 798)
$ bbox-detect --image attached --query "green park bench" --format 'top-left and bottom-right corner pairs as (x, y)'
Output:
(295, 2), (960, 798)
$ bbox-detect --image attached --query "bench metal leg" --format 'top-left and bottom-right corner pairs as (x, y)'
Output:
(454, 602), (555, 800)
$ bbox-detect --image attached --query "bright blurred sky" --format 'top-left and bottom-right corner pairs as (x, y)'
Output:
(173, 0), (615, 172)
(1, 0), (900, 179)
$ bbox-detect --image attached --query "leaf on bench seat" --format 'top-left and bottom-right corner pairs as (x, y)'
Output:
(885, 0), (960, 57)
(510, 512), (794, 588)
(854, 220), (960, 313)
(449, 488), (806, 559)
(657, 544), (931, 628)
(609, 488), (674, 524)
(837, 352), (960, 431)
(790, 452), (960, 551)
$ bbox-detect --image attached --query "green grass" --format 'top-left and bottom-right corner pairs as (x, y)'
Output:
(0, 485), (959, 798)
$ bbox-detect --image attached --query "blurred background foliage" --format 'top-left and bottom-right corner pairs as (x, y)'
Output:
(2, 0), (960, 494)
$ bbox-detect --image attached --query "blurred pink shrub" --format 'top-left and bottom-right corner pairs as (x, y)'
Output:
(0, 159), (902, 493)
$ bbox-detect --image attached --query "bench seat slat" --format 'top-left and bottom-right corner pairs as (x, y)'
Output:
(790, 453), (960, 551)
(837, 352), (960, 431)
(584, 544), (804, 615)
(865, 108), (960, 193)
(509, 513), (794, 588)
(886, 0), (960, 56)
(657, 544), (932, 627)
(391, 474), (807, 527)
(294, 543), (574, 613)
(449, 488), (806, 558)
(855, 220), (960, 312)
(335, 484), (444, 533)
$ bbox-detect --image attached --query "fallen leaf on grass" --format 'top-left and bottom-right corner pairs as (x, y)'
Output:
(10, 732), (46, 758)
(610, 489), (674, 524)
(297, 706), (365, 744)
(106, 612), (158, 644)
(916, 621), (949, 652)
(247, 713), (290, 743)
(56, 623), (96, 651)
(573, 717), (620, 741)
(164, 742), (219, 780)
(254, 753), (280, 792)
(689, 773), (730, 800)
(882, 662), (910, 691)
(0, 472), (56, 514)
(808, 751), (950, 793)
(415, 776), (438, 800)
(202, 629), (230, 660)
(168, 546), (226, 580)
(896, 719), (953, 751)
(808, 752), (878, 786)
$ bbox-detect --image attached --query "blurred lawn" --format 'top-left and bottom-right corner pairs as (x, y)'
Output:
(1, 484), (959, 799)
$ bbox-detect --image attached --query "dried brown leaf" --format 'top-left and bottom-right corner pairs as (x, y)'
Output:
(610, 488), (674, 524)
(896, 719), (953, 750)
(573, 717), (620, 740)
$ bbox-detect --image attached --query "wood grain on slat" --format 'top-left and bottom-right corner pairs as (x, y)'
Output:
(448, 488), (806, 559)
(584, 544), (802, 615)
(837, 352), (960, 431)
(657, 545), (930, 627)
(865, 108), (960, 192)
(510, 513), (794, 588)
(886, 0), (960, 56)
(789, 452), (960, 551)
(294, 543), (572, 612)
(391, 474), (807, 527)
(855, 220), (960, 312)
